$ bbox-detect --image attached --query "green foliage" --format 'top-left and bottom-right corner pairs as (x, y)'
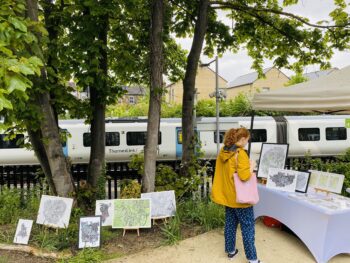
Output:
(58, 249), (103, 263)
(178, 200), (225, 232)
(291, 149), (350, 196)
(285, 72), (308, 86)
(120, 179), (141, 199)
(161, 214), (181, 245)
(128, 153), (144, 176)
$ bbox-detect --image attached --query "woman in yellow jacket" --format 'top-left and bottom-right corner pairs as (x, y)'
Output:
(211, 128), (261, 263)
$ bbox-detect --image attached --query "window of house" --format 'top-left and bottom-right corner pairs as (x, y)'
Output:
(129, 96), (135, 104)
(298, 128), (320, 141)
(326, 127), (347, 140)
(127, 132), (161, 145)
(0, 134), (24, 149)
(83, 132), (120, 147)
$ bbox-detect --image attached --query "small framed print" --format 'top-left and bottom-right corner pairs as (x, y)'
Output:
(295, 171), (311, 193)
(267, 168), (297, 192)
(13, 219), (33, 245)
(78, 216), (101, 249)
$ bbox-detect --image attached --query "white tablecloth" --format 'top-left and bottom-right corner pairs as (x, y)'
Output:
(254, 184), (350, 263)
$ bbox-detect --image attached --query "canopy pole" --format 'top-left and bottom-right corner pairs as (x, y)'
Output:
(248, 110), (255, 157)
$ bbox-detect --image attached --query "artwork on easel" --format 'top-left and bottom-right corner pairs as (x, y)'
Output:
(13, 219), (33, 245)
(112, 199), (151, 229)
(295, 171), (311, 193)
(141, 190), (176, 219)
(95, 200), (114, 226)
(266, 168), (297, 192)
(78, 216), (101, 249)
(36, 195), (73, 228)
(257, 143), (289, 178)
(308, 170), (344, 194)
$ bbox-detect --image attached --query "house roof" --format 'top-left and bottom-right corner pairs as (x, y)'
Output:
(123, 86), (146, 96)
(303, 68), (339, 80)
(227, 67), (274, 88)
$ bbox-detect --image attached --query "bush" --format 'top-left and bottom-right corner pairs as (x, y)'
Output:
(120, 179), (141, 199)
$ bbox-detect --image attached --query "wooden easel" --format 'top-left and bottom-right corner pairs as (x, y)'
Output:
(314, 187), (331, 196)
(123, 228), (140, 237)
(259, 178), (267, 185)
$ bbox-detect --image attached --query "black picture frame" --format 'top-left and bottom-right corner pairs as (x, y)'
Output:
(295, 171), (311, 193)
(257, 143), (289, 178)
(78, 216), (102, 249)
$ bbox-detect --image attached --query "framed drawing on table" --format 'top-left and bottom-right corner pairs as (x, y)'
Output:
(257, 143), (289, 178)
(295, 171), (311, 193)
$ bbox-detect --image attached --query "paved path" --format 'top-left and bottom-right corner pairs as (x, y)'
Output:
(105, 220), (350, 263)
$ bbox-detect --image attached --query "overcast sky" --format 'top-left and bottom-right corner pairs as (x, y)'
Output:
(176, 0), (350, 83)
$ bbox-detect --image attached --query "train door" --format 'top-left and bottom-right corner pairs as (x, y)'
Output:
(176, 127), (182, 158)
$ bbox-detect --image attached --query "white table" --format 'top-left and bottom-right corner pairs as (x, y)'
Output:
(254, 184), (350, 263)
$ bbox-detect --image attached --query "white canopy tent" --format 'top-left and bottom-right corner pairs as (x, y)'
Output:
(252, 66), (350, 114)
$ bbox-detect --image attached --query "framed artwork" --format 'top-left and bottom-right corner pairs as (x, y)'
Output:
(78, 216), (101, 249)
(295, 171), (311, 193)
(13, 219), (33, 245)
(266, 168), (297, 192)
(141, 190), (176, 218)
(308, 170), (344, 194)
(112, 199), (151, 229)
(95, 200), (114, 226)
(257, 143), (289, 178)
(36, 195), (73, 228)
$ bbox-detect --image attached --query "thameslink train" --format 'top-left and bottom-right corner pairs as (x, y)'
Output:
(0, 115), (349, 166)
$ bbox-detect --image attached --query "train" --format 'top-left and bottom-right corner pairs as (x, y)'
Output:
(0, 115), (349, 167)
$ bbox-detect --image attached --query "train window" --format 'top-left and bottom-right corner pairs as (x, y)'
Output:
(214, 131), (225, 143)
(326, 127), (347, 140)
(298, 128), (320, 141)
(251, 129), (267, 142)
(127, 132), (161, 146)
(83, 132), (120, 147)
(0, 134), (24, 149)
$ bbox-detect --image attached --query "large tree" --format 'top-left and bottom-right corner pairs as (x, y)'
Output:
(172, 0), (350, 176)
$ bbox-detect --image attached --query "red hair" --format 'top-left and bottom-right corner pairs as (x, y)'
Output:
(223, 127), (250, 147)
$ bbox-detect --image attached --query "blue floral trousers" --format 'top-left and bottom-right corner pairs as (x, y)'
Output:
(224, 206), (257, 261)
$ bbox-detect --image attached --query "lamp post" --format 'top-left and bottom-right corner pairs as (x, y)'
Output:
(201, 56), (220, 155)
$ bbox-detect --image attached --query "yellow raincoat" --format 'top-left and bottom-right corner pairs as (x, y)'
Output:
(211, 146), (252, 208)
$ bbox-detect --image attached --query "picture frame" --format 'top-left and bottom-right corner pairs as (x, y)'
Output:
(257, 143), (289, 178)
(78, 216), (101, 249)
(141, 190), (176, 219)
(112, 199), (151, 229)
(295, 171), (311, 193)
(308, 170), (344, 194)
(13, 219), (33, 245)
(95, 200), (114, 226)
(266, 168), (298, 192)
(36, 195), (73, 229)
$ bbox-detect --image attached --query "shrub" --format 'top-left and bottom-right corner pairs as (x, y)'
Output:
(120, 179), (141, 199)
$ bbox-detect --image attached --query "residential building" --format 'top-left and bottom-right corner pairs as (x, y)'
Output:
(166, 66), (227, 104)
(226, 67), (289, 98)
(120, 86), (146, 104)
(303, 68), (339, 80)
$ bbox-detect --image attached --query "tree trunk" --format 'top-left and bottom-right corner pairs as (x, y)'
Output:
(180, 0), (209, 177)
(87, 12), (108, 189)
(26, 0), (75, 197)
(143, 0), (164, 193)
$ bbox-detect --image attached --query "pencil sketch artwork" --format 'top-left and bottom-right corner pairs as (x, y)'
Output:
(112, 199), (151, 229)
(267, 168), (297, 192)
(37, 195), (73, 228)
(257, 143), (288, 178)
(295, 171), (311, 193)
(141, 190), (176, 218)
(95, 200), (114, 226)
(13, 219), (33, 245)
(79, 216), (101, 248)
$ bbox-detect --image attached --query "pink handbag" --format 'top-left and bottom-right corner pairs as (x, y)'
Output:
(233, 152), (259, 205)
